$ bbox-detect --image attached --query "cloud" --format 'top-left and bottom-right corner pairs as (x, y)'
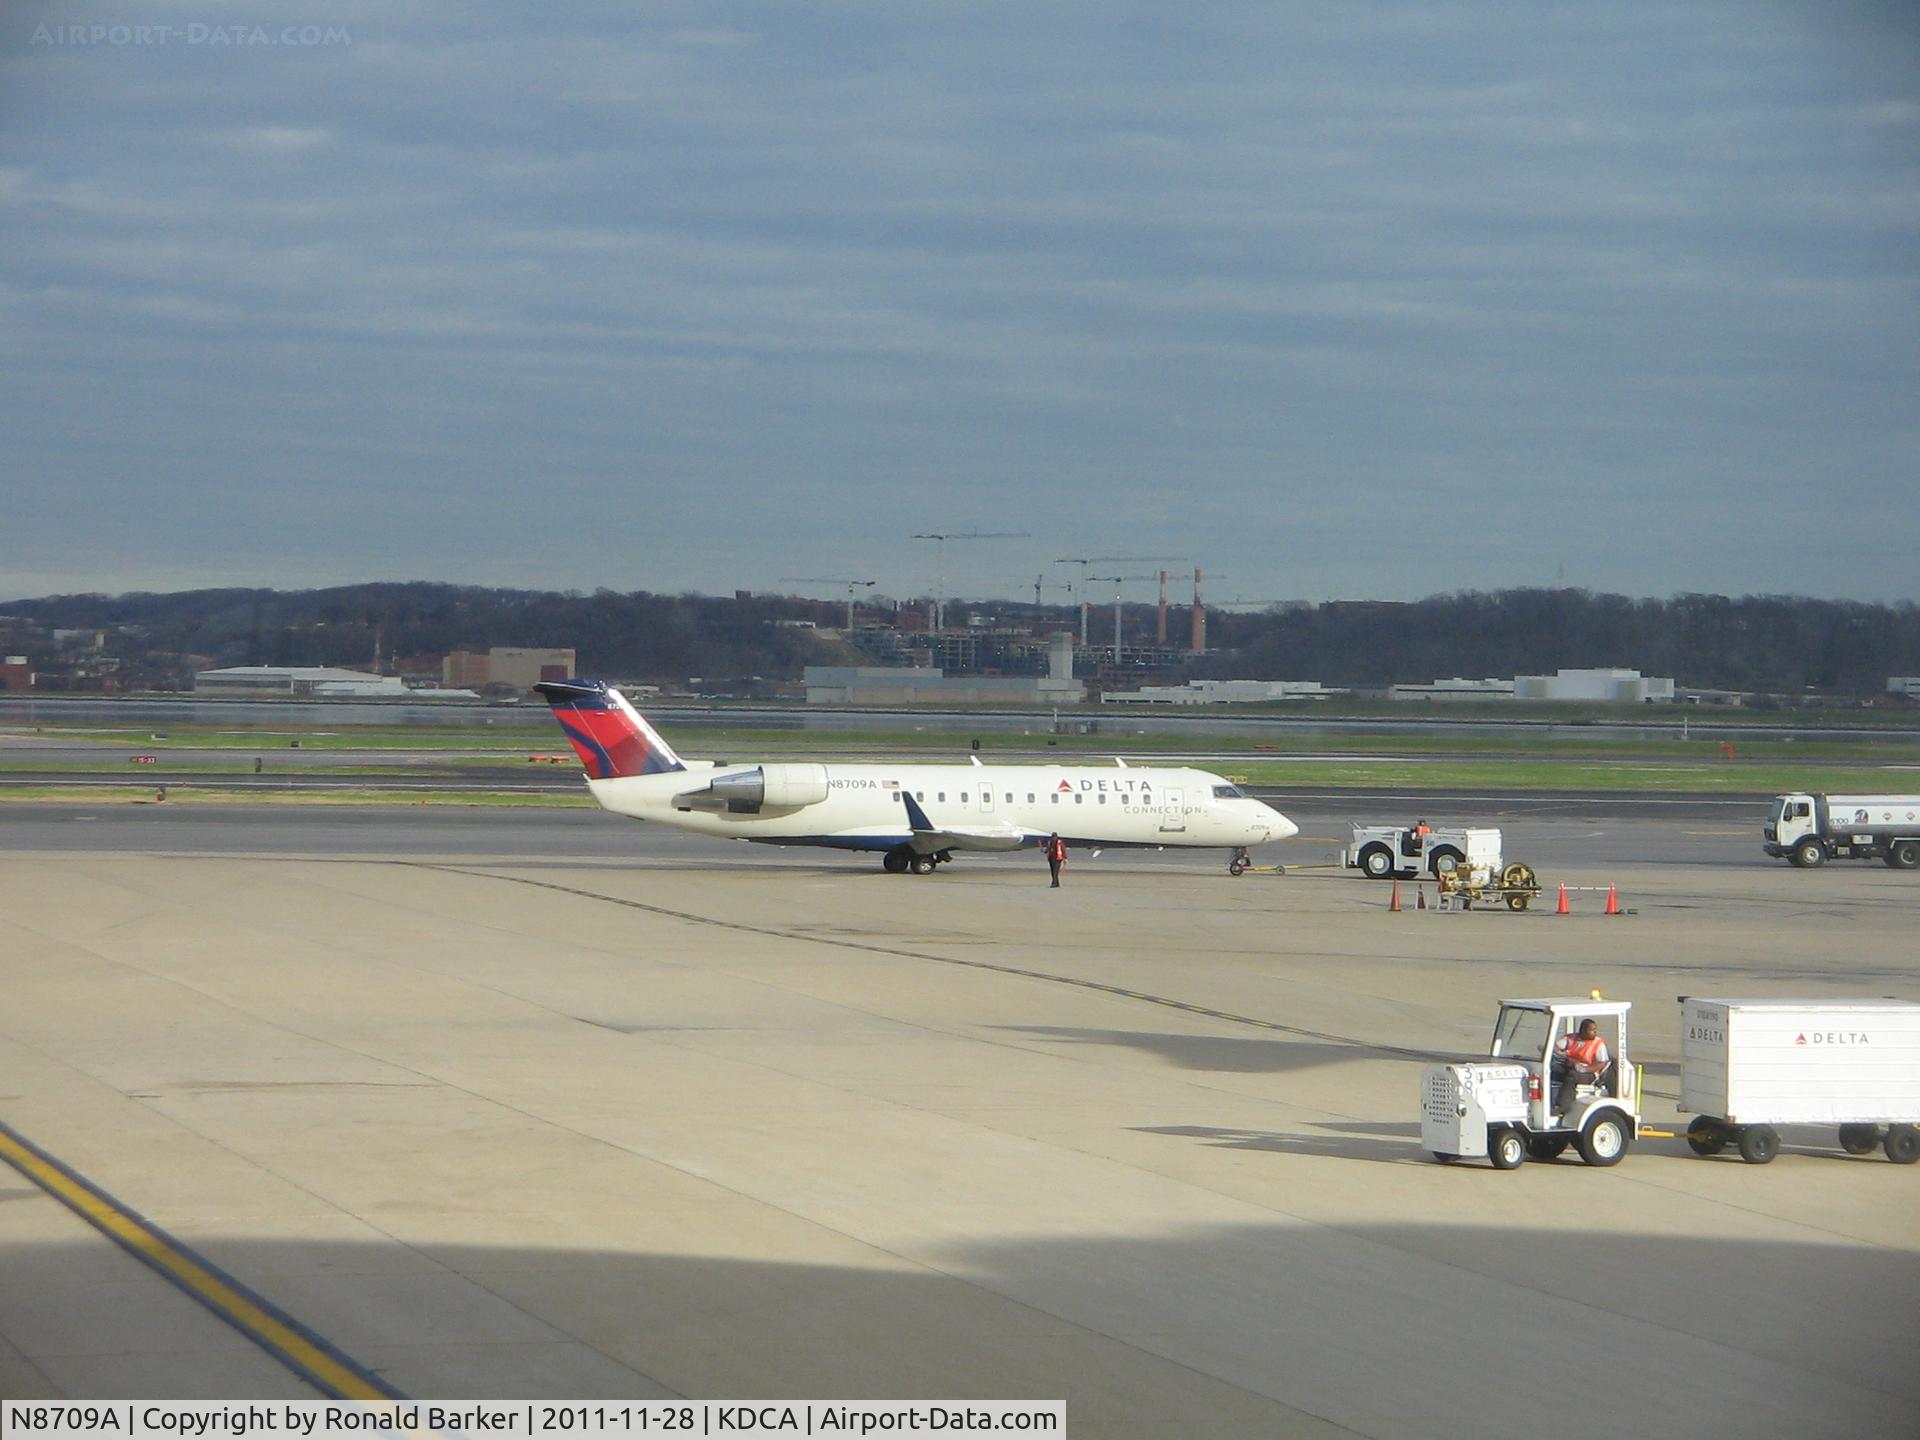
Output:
(208, 125), (336, 155)
(1, 1), (1916, 603)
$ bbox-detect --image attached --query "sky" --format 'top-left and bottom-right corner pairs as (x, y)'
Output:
(4, 1), (1918, 609)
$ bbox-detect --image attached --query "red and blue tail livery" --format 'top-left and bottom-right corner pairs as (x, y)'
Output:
(533, 680), (686, 779)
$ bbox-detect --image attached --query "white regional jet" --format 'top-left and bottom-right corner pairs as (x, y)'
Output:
(536, 680), (1297, 874)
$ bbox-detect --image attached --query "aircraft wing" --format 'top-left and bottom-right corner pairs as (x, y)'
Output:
(901, 791), (1032, 854)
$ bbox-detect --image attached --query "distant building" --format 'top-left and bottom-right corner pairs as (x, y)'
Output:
(443, 650), (491, 689)
(804, 667), (1085, 705)
(441, 647), (576, 694)
(1389, 678), (1517, 701)
(1514, 668), (1675, 703)
(1104, 679), (1338, 705)
(1, 656), (32, 692)
(1889, 678), (1920, 700)
(197, 666), (407, 697)
(805, 654), (1083, 707)
(193, 666), (480, 701)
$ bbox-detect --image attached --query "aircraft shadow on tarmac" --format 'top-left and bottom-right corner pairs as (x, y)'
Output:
(4, 1230), (1915, 1438)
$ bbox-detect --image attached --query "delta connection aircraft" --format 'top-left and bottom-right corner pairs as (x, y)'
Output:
(536, 680), (1298, 874)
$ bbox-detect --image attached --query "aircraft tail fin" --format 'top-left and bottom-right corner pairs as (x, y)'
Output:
(533, 680), (687, 779)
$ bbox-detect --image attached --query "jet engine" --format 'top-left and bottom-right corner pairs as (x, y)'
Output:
(677, 764), (831, 814)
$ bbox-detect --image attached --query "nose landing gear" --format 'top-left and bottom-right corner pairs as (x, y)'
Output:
(1228, 847), (1252, 877)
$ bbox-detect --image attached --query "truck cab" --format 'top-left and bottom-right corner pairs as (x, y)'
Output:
(1421, 998), (1639, 1169)
(1763, 793), (1820, 865)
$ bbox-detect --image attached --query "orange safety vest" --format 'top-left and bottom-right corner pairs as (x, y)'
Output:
(1045, 837), (1066, 862)
(1565, 1034), (1606, 1069)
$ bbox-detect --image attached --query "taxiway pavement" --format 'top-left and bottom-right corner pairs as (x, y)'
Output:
(2, 805), (1915, 1438)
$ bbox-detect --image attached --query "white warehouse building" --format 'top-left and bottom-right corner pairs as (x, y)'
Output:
(1105, 679), (1338, 705)
(1513, 668), (1675, 703)
(194, 667), (480, 701)
(1388, 677), (1517, 701)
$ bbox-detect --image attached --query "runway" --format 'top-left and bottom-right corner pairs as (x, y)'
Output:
(2, 803), (1916, 1436)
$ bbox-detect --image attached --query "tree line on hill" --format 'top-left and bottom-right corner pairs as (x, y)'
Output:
(3, 583), (1915, 696)
(1205, 591), (1918, 694)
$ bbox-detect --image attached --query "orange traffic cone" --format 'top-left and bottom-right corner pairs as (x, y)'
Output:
(1389, 880), (1402, 912)
(1556, 883), (1570, 915)
(1416, 885), (1427, 910)
(1604, 883), (1621, 916)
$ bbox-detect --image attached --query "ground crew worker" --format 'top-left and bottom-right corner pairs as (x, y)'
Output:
(1044, 832), (1067, 888)
(1553, 1018), (1611, 1111)
(1407, 817), (1432, 852)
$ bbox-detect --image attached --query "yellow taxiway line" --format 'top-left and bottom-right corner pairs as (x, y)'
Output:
(0, 1119), (404, 1400)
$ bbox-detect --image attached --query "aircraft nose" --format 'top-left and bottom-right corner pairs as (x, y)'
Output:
(1262, 805), (1299, 841)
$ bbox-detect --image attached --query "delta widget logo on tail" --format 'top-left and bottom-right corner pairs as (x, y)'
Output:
(535, 680), (685, 780)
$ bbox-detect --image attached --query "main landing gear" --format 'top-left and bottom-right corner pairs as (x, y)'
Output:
(1228, 847), (1252, 877)
(884, 846), (954, 876)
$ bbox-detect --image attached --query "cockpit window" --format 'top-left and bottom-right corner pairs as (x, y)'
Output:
(1212, 784), (1250, 800)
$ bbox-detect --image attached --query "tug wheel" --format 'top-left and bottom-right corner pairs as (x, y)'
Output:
(1577, 1113), (1631, 1167)
(1488, 1127), (1527, 1170)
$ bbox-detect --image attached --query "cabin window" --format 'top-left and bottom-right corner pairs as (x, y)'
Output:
(1005, 793), (1013, 803)
(1025, 793), (1034, 804)
(892, 792), (903, 803)
(960, 792), (969, 803)
(1098, 794), (1107, 804)
(1074, 794), (1083, 804)
(1051, 794), (1059, 804)
(938, 792), (946, 803)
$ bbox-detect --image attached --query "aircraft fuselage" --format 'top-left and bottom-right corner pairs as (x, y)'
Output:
(588, 761), (1290, 852)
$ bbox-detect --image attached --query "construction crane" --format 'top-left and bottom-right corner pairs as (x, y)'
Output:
(911, 531), (1028, 631)
(1030, 573), (1078, 612)
(1085, 574), (1161, 664)
(778, 577), (876, 631)
(1054, 556), (1185, 645)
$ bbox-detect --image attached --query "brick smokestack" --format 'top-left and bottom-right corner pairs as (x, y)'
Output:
(1188, 568), (1206, 652)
